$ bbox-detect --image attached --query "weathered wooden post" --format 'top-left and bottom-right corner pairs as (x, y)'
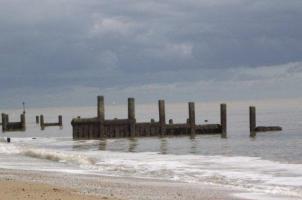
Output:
(20, 113), (26, 131)
(2, 113), (7, 132)
(128, 98), (136, 137)
(158, 100), (166, 136)
(220, 104), (227, 138)
(40, 115), (45, 130)
(58, 115), (63, 128)
(97, 96), (105, 138)
(188, 102), (196, 136)
(169, 119), (173, 124)
(249, 106), (256, 137)
(36, 116), (39, 124)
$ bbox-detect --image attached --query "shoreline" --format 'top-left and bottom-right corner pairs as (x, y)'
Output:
(0, 168), (243, 200)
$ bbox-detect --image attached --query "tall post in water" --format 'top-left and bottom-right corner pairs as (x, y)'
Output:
(249, 106), (256, 137)
(58, 115), (63, 128)
(158, 100), (166, 136)
(2, 113), (7, 132)
(220, 104), (227, 138)
(97, 96), (105, 138)
(128, 98), (136, 137)
(40, 115), (45, 130)
(20, 113), (26, 131)
(188, 102), (196, 136)
(36, 116), (39, 124)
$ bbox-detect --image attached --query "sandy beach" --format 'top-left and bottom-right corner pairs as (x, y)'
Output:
(0, 169), (242, 200)
(0, 179), (116, 200)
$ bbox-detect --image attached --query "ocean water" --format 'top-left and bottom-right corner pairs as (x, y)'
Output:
(0, 99), (302, 199)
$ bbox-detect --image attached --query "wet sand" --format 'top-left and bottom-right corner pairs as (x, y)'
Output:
(0, 169), (243, 200)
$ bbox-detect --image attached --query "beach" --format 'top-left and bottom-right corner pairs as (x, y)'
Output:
(0, 168), (243, 200)
(0, 179), (113, 200)
(0, 100), (302, 200)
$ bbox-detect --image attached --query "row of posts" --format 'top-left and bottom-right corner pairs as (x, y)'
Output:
(96, 96), (227, 138)
(1, 113), (26, 132)
(36, 115), (63, 130)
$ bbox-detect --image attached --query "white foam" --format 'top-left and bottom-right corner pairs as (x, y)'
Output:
(1, 141), (302, 199)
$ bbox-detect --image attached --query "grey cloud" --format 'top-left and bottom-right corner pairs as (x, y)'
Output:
(0, 0), (302, 107)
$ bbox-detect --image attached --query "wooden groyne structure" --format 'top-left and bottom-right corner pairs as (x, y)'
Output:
(249, 106), (282, 137)
(71, 96), (227, 139)
(40, 115), (63, 130)
(1, 113), (26, 132)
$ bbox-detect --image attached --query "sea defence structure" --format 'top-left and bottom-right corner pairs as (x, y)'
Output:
(249, 106), (282, 137)
(1, 113), (26, 132)
(40, 115), (63, 130)
(71, 96), (227, 139)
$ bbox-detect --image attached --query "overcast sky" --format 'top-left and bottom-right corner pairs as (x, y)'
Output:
(1, 0), (302, 108)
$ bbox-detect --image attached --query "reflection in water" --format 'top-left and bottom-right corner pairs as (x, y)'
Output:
(190, 138), (197, 154)
(128, 138), (138, 152)
(99, 139), (107, 151)
(160, 138), (167, 154)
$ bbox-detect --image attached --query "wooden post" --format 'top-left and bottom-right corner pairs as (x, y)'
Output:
(20, 113), (26, 131)
(128, 98), (136, 137)
(220, 104), (227, 138)
(188, 102), (195, 136)
(40, 115), (45, 130)
(169, 119), (173, 124)
(249, 106), (256, 137)
(36, 116), (39, 124)
(58, 115), (63, 127)
(158, 100), (166, 136)
(2, 113), (7, 132)
(97, 96), (105, 138)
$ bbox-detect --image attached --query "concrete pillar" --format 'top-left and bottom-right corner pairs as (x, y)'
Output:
(20, 113), (26, 131)
(97, 96), (105, 138)
(36, 116), (39, 124)
(220, 104), (227, 138)
(58, 115), (63, 127)
(169, 119), (173, 124)
(40, 115), (45, 130)
(188, 102), (195, 136)
(158, 100), (166, 136)
(249, 106), (256, 137)
(128, 98), (136, 137)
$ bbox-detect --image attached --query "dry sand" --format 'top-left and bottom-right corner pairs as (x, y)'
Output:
(0, 169), (243, 200)
(0, 179), (117, 200)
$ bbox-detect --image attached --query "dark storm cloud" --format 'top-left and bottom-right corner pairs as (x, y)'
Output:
(0, 0), (302, 107)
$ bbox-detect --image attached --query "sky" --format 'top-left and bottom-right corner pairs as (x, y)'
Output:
(0, 0), (302, 108)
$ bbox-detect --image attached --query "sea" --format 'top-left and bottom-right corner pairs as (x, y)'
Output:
(0, 98), (302, 199)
